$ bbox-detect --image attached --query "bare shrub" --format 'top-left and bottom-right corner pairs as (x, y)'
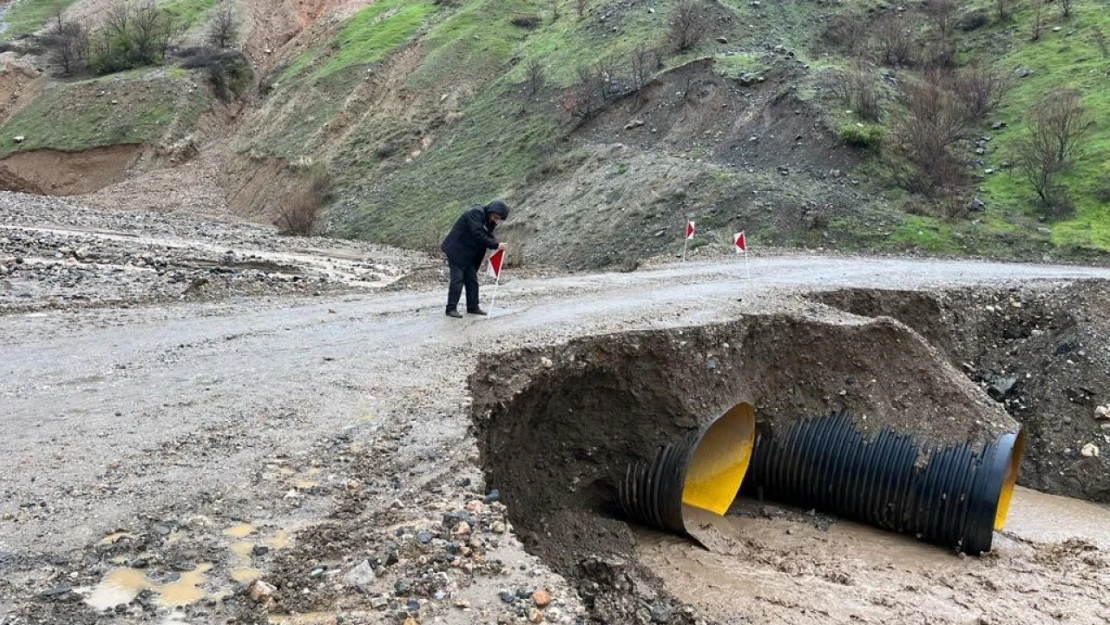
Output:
(1059, 0), (1073, 18)
(951, 63), (1011, 122)
(179, 47), (252, 102)
(1030, 0), (1044, 40)
(88, 0), (179, 74)
(523, 57), (544, 98)
(558, 64), (607, 121)
(921, 35), (955, 69)
(628, 44), (656, 93)
(276, 173), (330, 236)
(890, 70), (971, 196)
(43, 8), (89, 75)
(1014, 90), (1095, 213)
(872, 13), (918, 67)
(207, 4), (239, 49)
(922, 0), (959, 37)
(1094, 27), (1109, 59)
(829, 62), (882, 122)
(995, 0), (1009, 20)
(575, 0), (588, 19)
(669, 0), (709, 52)
(821, 12), (869, 55)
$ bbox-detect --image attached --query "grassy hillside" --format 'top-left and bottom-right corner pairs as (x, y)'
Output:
(0, 68), (209, 157)
(228, 0), (1108, 265)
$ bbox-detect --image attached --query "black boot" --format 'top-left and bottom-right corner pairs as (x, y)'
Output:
(467, 308), (488, 316)
(446, 309), (463, 318)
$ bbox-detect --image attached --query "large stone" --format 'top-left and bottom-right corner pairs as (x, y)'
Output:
(345, 560), (376, 587)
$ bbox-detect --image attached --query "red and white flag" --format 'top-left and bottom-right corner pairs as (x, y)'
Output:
(487, 248), (505, 279)
(685, 221), (695, 240)
(734, 231), (747, 254)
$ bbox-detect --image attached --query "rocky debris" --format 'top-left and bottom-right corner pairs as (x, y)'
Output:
(344, 560), (377, 587)
(248, 579), (276, 603)
(0, 192), (433, 313)
(1095, 405), (1109, 420)
(1081, 443), (1100, 458)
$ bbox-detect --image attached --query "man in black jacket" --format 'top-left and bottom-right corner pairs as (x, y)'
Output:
(440, 200), (509, 317)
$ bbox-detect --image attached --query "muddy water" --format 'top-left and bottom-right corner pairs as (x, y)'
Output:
(641, 487), (1110, 625)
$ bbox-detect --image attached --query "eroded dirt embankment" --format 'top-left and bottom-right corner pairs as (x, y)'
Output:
(470, 310), (1020, 622)
(812, 282), (1110, 503)
(470, 284), (1110, 623)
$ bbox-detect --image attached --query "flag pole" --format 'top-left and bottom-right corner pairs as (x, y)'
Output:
(682, 236), (688, 263)
(745, 249), (751, 279)
(488, 249), (504, 318)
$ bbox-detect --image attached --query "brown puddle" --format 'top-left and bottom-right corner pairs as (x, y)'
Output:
(223, 523), (255, 539)
(97, 531), (138, 546)
(84, 564), (213, 610)
(639, 487), (1110, 624)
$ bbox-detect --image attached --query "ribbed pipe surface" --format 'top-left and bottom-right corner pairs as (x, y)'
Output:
(618, 403), (756, 536)
(746, 411), (1023, 554)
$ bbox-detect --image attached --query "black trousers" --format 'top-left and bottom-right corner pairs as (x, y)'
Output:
(447, 258), (480, 312)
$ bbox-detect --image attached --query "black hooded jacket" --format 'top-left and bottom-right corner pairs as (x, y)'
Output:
(440, 201), (508, 266)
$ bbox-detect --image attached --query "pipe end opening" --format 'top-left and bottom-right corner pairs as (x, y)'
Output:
(993, 429), (1025, 531)
(681, 402), (756, 516)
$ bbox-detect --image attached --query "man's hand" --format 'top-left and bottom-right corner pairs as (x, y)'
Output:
(497, 242), (508, 251)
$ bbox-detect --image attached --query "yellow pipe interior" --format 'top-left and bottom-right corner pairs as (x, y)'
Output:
(993, 429), (1025, 531)
(681, 402), (757, 516)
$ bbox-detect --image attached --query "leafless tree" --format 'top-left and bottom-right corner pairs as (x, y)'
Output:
(558, 64), (605, 121)
(524, 57), (544, 98)
(995, 0), (1009, 20)
(1015, 91), (1095, 210)
(1030, 0), (1044, 40)
(923, 0), (959, 38)
(208, 4), (239, 49)
(872, 13), (918, 67)
(629, 44), (655, 93)
(891, 70), (971, 196)
(829, 61), (882, 122)
(44, 7), (89, 75)
(669, 0), (709, 52)
(951, 63), (1012, 121)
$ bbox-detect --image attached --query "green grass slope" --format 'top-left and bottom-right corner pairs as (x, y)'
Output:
(238, 0), (1108, 264)
(0, 69), (209, 157)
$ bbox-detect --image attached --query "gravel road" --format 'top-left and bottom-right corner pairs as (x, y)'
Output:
(4, 207), (1110, 624)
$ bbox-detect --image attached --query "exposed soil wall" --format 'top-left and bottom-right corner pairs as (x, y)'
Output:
(470, 312), (1014, 579)
(0, 145), (142, 195)
(812, 281), (1110, 503)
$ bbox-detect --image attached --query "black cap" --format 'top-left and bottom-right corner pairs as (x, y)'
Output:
(486, 200), (510, 219)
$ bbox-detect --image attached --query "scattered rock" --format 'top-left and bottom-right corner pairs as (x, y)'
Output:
(991, 121), (1006, 130)
(484, 489), (501, 504)
(40, 584), (72, 599)
(532, 589), (552, 607)
(453, 521), (472, 537)
(716, 36), (728, 44)
(12, 135), (25, 144)
(345, 560), (377, 587)
(1095, 405), (1109, 420)
(371, 596), (389, 609)
(454, 598), (470, 608)
(248, 579), (276, 603)
(417, 530), (434, 544)
(529, 607), (545, 623)
(499, 590), (516, 604)
(1014, 68), (1032, 78)
(1080, 443), (1099, 458)
(625, 119), (645, 130)
(650, 602), (674, 623)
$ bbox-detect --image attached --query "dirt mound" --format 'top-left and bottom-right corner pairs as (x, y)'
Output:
(469, 311), (1013, 588)
(812, 281), (1110, 503)
(0, 145), (142, 195)
(579, 59), (858, 177)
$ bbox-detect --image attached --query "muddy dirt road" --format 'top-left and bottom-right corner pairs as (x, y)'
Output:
(4, 249), (1110, 624)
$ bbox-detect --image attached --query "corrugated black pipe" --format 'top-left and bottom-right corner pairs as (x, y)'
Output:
(745, 411), (1024, 554)
(618, 402), (756, 537)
